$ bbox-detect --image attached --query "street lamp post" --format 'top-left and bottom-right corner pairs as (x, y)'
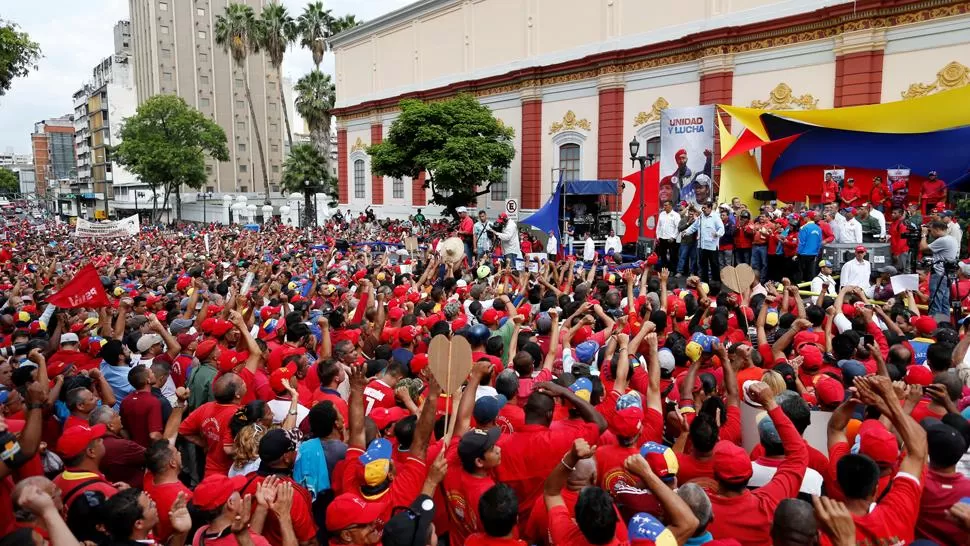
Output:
(198, 192), (212, 224)
(628, 137), (656, 258)
(223, 194), (234, 224)
(303, 180), (313, 230)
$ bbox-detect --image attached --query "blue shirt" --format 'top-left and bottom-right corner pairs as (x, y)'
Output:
(686, 532), (715, 546)
(797, 222), (823, 255)
(100, 360), (134, 410)
(682, 212), (725, 251)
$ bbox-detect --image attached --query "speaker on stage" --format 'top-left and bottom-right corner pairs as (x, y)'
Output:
(753, 190), (777, 201)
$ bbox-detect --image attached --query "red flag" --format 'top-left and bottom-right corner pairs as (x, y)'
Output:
(48, 264), (109, 309)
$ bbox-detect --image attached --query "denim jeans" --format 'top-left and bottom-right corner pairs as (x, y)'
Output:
(678, 243), (698, 275)
(752, 245), (768, 280)
(929, 273), (951, 316)
(734, 248), (751, 265)
(718, 250), (734, 270)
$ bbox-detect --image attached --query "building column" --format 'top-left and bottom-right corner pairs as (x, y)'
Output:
(370, 123), (384, 205)
(520, 86), (543, 210)
(337, 129), (348, 205)
(834, 29), (886, 107)
(597, 75), (625, 211)
(412, 171), (426, 207)
(699, 54), (734, 193)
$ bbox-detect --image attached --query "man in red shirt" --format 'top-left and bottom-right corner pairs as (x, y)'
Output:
(144, 440), (192, 544)
(888, 207), (912, 273)
(839, 178), (861, 208)
(823, 375), (926, 546)
(119, 365), (163, 448)
(870, 175), (891, 211)
(89, 406), (146, 487)
(362, 361), (406, 416)
(916, 418), (970, 545)
(52, 424), (119, 511)
(466, 484), (528, 546)
(178, 373), (243, 476)
(48, 332), (95, 373)
(458, 206), (475, 259)
(921, 170), (947, 214)
(821, 172), (839, 205)
(707, 381), (808, 546)
(311, 358), (348, 424)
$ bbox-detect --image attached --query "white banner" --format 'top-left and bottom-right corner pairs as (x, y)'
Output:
(74, 215), (140, 238)
(659, 105), (715, 207)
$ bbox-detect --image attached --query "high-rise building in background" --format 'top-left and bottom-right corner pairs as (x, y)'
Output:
(72, 20), (138, 220)
(129, 0), (285, 222)
(30, 116), (75, 200)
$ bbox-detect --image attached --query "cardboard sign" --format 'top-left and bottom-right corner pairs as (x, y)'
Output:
(405, 236), (419, 253)
(427, 334), (473, 396)
(720, 264), (755, 294)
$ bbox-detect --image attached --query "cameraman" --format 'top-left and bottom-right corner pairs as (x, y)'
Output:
(919, 219), (959, 316)
(888, 208), (911, 273)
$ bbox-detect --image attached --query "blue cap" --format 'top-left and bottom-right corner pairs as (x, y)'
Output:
(0, 389), (9, 405)
(617, 392), (643, 411)
(629, 512), (677, 545)
(569, 378), (593, 402)
(473, 395), (507, 424)
(360, 438), (393, 465)
(575, 341), (601, 363)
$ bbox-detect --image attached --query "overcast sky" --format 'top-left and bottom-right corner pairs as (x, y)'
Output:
(0, 0), (412, 154)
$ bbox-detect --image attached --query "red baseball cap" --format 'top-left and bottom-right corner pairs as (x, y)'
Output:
(196, 339), (219, 360)
(192, 474), (249, 510)
(482, 309), (502, 327)
(56, 424), (107, 458)
(799, 344), (824, 370)
(326, 493), (386, 532)
(854, 245), (867, 253)
(910, 315), (937, 336)
(270, 366), (295, 393)
(387, 307), (404, 322)
(218, 350), (241, 373)
(398, 325), (420, 345)
(410, 353), (429, 374)
(858, 420), (899, 468)
(904, 364), (934, 386)
(794, 330), (820, 350)
(813, 375), (844, 406)
(609, 407), (643, 438)
(370, 407), (409, 431)
(210, 319), (234, 338)
(713, 440), (753, 483)
(260, 306), (282, 320)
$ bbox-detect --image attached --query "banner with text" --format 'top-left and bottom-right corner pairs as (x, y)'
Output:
(659, 105), (715, 207)
(74, 215), (140, 238)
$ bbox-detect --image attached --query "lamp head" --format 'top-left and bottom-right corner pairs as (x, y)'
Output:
(628, 136), (640, 160)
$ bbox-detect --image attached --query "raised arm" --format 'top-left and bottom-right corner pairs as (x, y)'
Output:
(625, 455), (700, 544)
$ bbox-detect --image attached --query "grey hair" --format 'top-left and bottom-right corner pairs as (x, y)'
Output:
(443, 302), (461, 320)
(89, 405), (116, 426)
(676, 483), (712, 532)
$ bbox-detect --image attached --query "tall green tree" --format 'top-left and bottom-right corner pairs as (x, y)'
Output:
(258, 3), (296, 149)
(215, 3), (271, 204)
(294, 70), (334, 158)
(296, 2), (334, 70)
(369, 94), (515, 216)
(0, 168), (19, 194)
(281, 143), (338, 223)
(0, 19), (41, 97)
(331, 14), (362, 35)
(112, 95), (229, 222)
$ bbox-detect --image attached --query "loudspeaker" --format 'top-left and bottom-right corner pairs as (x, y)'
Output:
(753, 190), (777, 201)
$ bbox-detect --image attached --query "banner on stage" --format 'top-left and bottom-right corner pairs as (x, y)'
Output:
(888, 168), (911, 208)
(74, 215), (140, 238)
(659, 105), (715, 207)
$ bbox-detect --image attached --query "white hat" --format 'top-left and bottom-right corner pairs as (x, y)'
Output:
(137, 333), (164, 353)
(60, 333), (79, 345)
(456, 206), (468, 213)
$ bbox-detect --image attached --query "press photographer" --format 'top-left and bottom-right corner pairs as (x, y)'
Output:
(919, 219), (959, 315)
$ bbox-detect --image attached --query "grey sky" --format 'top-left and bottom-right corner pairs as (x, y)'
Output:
(0, 0), (412, 154)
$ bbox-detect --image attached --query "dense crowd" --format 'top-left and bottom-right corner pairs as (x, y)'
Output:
(0, 195), (969, 546)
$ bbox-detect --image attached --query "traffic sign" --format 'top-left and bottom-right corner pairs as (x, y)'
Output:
(504, 199), (518, 218)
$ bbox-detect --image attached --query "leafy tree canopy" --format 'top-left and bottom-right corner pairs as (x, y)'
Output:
(281, 144), (338, 207)
(0, 168), (19, 193)
(112, 95), (229, 192)
(368, 94), (514, 215)
(0, 19), (41, 97)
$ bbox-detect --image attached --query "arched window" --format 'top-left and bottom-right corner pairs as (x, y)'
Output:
(559, 143), (581, 182)
(645, 136), (661, 162)
(392, 177), (404, 199)
(353, 159), (365, 199)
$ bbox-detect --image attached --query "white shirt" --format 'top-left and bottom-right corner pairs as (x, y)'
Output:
(495, 219), (522, 258)
(810, 273), (837, 296)
(267, 399), (310, 426)
(838, 218), (863, 244)
(869, 208), (886, 239)
(583, 237), (596, 261)
(840, 258), (871, 290)
(949, 220), (963, 247)
(656, 210), (681, 240)
(546, 235), (558, 254)
(605, 235), (622, 255)
(749, 462), (823, 496)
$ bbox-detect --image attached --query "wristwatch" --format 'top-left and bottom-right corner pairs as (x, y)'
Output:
(27, 403), (44, 410)
(288, 409), (298, 416)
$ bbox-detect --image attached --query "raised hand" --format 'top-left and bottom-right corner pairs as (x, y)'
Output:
(169, 491), (192, 534)
(571, 438), (596, 460)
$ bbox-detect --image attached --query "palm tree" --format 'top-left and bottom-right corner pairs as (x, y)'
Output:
(258, 3), (297, 149)
(297, 2), (334, 70)
(215, 3), (271, 204)
(295, 70), (335, 158)
(281, 143), (338, 223)
(331, 14), (362, 35)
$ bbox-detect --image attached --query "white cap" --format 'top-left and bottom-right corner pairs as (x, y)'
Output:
(456, 206), (467, 213)
(60, 333), (79, 345)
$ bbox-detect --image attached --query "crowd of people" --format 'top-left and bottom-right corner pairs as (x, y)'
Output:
(0, 196), (969, 546)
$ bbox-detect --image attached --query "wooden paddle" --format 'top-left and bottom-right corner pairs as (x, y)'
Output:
(427, 334), (473, 437)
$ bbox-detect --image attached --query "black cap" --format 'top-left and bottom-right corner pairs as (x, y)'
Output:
(922, 418), (967, 467)
(381, 494), (436, 546)
(458, 427), (501, 469)
(258, 428), (300, 464)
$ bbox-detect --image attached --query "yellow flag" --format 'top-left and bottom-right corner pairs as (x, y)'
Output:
(716, 110), (770, 212)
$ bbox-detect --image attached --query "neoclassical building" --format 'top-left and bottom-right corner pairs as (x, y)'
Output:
(331, 0), (970, 218)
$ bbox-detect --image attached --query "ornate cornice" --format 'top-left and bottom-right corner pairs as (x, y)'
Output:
(350, 137), (367, 153)
(633, 97), (670, 126)
(750, 83), (819, 110)
(901, 60), (970, 99)
(548, 111), (591, 134)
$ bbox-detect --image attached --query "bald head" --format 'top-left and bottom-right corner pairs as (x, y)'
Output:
(770, 498), (817, 546)
(213, 372), (242, 404)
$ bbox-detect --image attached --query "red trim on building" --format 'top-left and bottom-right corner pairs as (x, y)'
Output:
(413, 171), (427, 207)
(835, 50), (884, 107)
(597, 87), (624, 211)
(521, 99), (543, 210)
(337, 129), (349, 205)
(370, 124), (384, 205)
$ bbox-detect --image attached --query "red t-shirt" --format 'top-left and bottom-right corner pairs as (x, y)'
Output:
(145, 480), (193, 543)
(53, 470), (119, 510)
(910, 399), (946, 424)
(548, 504), (630, 546)
(821, 473), (922, 546)
(840, 185), (861, 205)
(62, 414), (89, 431)
(677, 452), (715, 484)
(916, 469), (970, 545)
(823, 441), (893, 503)
(496, 403), (526, 435)
(341, 447), (428, 523)
(241, 474), (317, 545)
(363, 378), (396, 416)
(177, 402), (238, 476)
(595, 443), (666, 521)
(48, 349), (95, 372)
(442, 442), (496, 544)
(312, 388), (349, 425)
(922, 179), (947, 202)
(822, 181), (839, 203)
(465, 535), (528, 546)
(120, 391), (163, 448)
(496, 422), (601, 524)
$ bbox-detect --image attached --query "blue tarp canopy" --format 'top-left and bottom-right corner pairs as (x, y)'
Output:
(563, 180), (619, 195)
(521, 182), (564, 244)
